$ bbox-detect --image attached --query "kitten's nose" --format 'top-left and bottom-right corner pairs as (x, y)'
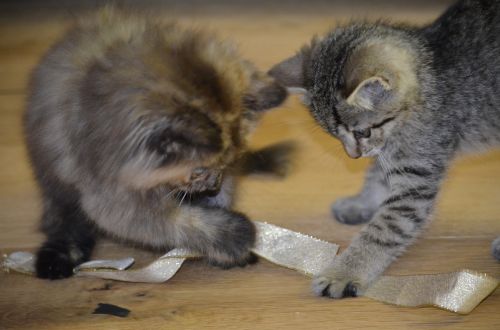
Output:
(345, 147), (361, 159)
(342, 140), (361, 159)
(206, 171), (223, 191)
(191, 167), (208, 180)
(190, 167), (223, 191)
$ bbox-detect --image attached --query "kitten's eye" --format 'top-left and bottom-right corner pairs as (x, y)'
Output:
(353, 129), (371, 139)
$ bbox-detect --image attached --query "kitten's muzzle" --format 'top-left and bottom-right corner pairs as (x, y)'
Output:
(337, 126), (362, 158)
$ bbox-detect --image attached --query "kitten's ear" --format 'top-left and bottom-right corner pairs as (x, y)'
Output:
(346, 76), (392, 111)
(268, 52), (306, 88)
(243, 78), (288, 111)
(268, 39), (318, 89)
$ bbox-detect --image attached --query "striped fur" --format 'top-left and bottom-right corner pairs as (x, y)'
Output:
(270, 0), (500, 298)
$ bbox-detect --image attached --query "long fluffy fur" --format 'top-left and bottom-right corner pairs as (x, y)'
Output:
(25, 7), (288, 279)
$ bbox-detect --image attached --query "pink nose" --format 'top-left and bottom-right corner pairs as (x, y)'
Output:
(190, 167), (223, 190)
(347, 150), (361, 159)
(343, 145), (361, 159)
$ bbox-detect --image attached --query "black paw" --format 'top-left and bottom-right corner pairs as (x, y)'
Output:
(221, 211), (256, 253)
(207, 211), (257, 269)
(321, 282), (357, 298)
(209, 253), (259, 269)
(244, 252), (259, 265)
(342, 282), (358, 297)
(312, 266), (367, 299)
(35, 246), (76, 280)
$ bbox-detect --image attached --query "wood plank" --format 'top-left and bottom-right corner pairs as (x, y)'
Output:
(1, 238), (499, 330)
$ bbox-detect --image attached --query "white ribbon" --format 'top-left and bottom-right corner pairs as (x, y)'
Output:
(2, 221), (498, 314)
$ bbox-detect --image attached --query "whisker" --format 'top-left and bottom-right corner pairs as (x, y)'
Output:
(165, 188), (180, 199)
(377, 154), (392, 185)
(178, 191), (188, 208)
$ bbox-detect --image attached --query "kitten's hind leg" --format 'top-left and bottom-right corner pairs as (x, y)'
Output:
(492, 237), (500, 261)
(36, 197), (96, 279)
(332, 160), (389, 225)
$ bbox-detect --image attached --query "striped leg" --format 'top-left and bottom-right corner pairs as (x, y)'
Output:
(332, 160), (389, 225)
(313, 156), (444, 298)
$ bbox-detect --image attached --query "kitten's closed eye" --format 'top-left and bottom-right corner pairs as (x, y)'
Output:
(353, 117), (396, 140)
(353, 129), (371, 139)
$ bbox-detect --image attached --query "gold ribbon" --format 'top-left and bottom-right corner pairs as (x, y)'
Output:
(2, 221), (498, 314)
(364, 270), (498, 314)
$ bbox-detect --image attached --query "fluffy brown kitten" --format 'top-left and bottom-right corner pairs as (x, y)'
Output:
(24, 7), (288, 279)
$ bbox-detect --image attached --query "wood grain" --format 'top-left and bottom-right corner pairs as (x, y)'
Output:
(0, 2), (498, 329)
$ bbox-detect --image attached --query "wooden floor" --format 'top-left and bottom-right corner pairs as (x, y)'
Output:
(1, 1), (499, 329)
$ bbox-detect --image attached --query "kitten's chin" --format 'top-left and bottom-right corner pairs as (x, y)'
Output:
(343, 145), (381, 159)
(345, 147), (361, 159)
(363, 148), (381, 158)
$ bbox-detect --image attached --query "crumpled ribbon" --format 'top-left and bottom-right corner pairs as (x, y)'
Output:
(2, 221), (498, 314)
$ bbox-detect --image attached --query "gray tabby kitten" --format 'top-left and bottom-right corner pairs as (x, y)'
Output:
(24, 7), (289, 279)
(270, 0), (500, 298)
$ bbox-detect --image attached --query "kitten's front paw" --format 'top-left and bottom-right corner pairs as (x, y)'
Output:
(207, 211), (258, 269)
(209, 253), (258, 269)
(36, 245), (76, 280)
(332, 196), (376, 225)
(311, 261), (370, 299)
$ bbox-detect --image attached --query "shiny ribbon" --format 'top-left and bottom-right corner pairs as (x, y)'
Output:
(2, 221), (498, 314)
